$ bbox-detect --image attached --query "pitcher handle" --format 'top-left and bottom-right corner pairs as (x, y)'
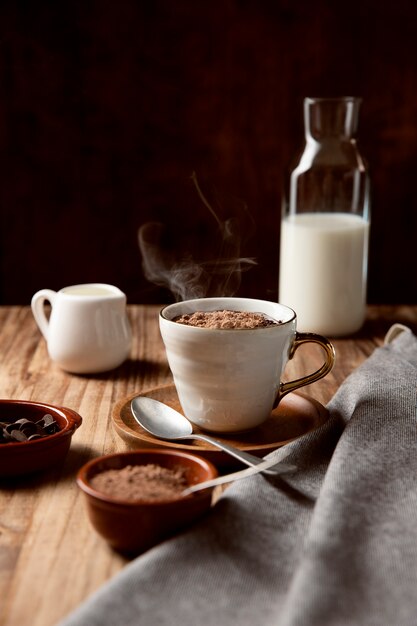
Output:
(276, 332), (335, 403)
(31, 289), (57, 340)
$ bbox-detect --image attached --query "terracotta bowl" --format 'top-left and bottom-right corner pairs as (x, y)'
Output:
(77, 449), (218, 555)
(0, 400), (82, 476)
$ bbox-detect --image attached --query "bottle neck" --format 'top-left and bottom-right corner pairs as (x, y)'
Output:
(304, 97), (361, 141)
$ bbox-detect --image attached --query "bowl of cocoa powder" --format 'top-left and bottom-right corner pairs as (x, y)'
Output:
(77, 449), (218, 555)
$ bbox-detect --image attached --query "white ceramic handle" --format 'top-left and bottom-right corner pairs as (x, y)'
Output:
(31, 289), (57, 340)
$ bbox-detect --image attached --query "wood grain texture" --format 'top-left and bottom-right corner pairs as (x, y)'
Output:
(0, 304), (416, 626)
(0, 1), (416, 305)
(0, 305), (170, 626)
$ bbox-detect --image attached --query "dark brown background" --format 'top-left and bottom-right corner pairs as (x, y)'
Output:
(0, 0), (416, 305)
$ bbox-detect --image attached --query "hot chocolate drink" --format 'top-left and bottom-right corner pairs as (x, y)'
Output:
(174, 309), (280, 329)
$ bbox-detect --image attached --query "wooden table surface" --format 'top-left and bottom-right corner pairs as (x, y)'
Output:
(1, 304), (416, 626)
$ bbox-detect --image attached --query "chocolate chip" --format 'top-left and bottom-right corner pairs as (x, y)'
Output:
(10, 429), (27, 442)
(20, 423), (38, 436)
(0, 413), (61, 444)
(14, 418), (32, 426)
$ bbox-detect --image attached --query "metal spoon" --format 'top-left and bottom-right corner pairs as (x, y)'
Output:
(130, 396), (295, 475)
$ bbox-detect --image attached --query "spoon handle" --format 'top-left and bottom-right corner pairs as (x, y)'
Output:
(190, 433), (289, 474)
(182, 456), (296, 496)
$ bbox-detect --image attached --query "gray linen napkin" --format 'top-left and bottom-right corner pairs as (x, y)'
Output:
(60, 328), (417, 626)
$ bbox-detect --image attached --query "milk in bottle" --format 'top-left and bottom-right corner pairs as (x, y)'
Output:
(279, 97), (370, 337)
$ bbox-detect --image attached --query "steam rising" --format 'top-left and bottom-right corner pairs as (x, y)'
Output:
(138, 174), (256, 301)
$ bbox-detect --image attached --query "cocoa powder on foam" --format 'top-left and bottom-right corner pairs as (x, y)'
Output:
(173, 309), (281, 329)
(91, 463), (189, 502)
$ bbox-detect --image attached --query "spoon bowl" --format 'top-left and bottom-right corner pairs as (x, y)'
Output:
(135, 398), (194, 439)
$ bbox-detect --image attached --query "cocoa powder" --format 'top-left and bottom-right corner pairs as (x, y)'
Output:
(90, 463), (189, 502)
(174, 309), (280, 329)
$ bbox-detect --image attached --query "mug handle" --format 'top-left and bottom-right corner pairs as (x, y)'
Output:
(31, 289), (57, 340)
(275, 332), (336, 404)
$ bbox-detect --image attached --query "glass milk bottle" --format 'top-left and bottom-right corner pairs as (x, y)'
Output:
(279, 97), (370, 337)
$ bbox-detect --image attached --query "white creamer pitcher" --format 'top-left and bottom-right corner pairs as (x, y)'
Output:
(31, 283), (132, 374)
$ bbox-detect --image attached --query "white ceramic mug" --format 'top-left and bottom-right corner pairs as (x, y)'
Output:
(159, 297), (335, 433)
(31, 283), (132, 374)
